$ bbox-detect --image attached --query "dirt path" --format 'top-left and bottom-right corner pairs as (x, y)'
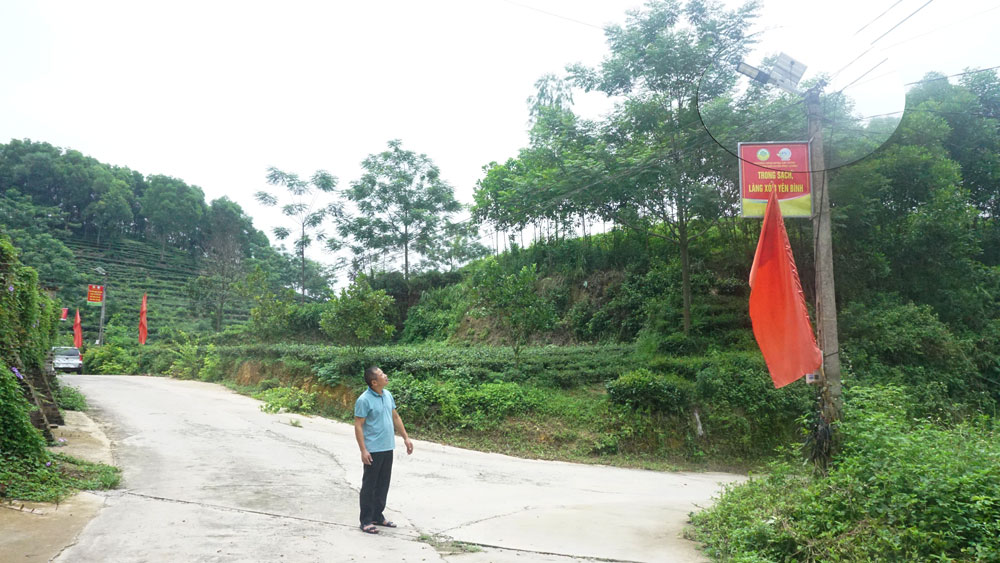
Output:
(9, 375), (744, 562)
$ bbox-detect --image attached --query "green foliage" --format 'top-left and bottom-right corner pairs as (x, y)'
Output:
(341, 139), (462, 279)
(692, 385), (1000, 561)
(302, 344), (633, 390)
(0, 235), (57, 462)
(840, 294), (988, 414)
(255, 167), (338, 297)
(253, 387), (316, 414)
(238, 266), (297, 339)
(319, 276), (395, 351)
(0, 453), (120, 503)
(693, 352), (813, 460)
(401, 283), (471, 343)
(390, 375), (542, 431)
(83, 343), (138, 375)
(56, 385), (88, 411)
(0, 361), (47, 459)
(472, 258), (556, 359)
(606, 368), (694, 415)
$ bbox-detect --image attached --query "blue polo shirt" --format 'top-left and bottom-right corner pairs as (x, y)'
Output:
(354, 388), (396, 453)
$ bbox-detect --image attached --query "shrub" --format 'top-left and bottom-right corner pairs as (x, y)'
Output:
(83, 344), (138, 375)
(319, 276), (395, 352)
(692, 385), (1000, 561)
(841, 294), (985, 414)
(401, 284), (470, 343)
(253, 387), (316, 414)
(199, 344), (223, 382)
(389, 376), (542, 431)
(606, 368), (694, 415)
(694, 352), (813, 460)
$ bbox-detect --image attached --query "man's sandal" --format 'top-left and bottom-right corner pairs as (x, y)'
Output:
(361, 524), (379, 534)
(374, 520), (397, 528)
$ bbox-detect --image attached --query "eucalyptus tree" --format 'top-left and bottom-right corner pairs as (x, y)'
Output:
(255, 167), (340, 297)
(341, 140), (461, 281)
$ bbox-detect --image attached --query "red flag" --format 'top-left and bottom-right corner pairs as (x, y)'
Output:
(73, 309), (83, 348)
(749, 190), (822, 388)
(61, 308), (69, 321)
(139, 294), (148, 345)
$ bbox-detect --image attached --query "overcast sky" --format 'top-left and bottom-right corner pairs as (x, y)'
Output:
(2, 0), (997, 266)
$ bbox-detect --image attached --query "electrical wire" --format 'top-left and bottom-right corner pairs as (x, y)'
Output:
(869, 0), (935, 46)
(497, 0), (605, 30)
(878, 2), (1000, 51)
(854, 0), (906, 36)
(905, 65), (1000, 86)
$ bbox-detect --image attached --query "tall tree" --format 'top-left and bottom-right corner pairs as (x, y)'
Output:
(255, 167), (339, 298)
(190, 198), (257, 331)
(141, 175), (207, 260)
(84, 168), (133, 246)
(564, 0), (758, 334)
(341, 140), (462, 281)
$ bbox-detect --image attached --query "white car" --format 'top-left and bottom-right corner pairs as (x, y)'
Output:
(52, 347), (83, 374)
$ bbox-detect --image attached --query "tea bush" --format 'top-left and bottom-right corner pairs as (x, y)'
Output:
(606, 368), (694, 415)
(390, 375), (543, 431)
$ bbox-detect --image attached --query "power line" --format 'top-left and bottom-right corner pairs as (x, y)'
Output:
(832, 0), (934, 83)
(854, 0), (906, 36)
(837, 57), (890, 94)
(869, 0), (935, 46)
(905, 65), (1000, 86)
(497, 0), (605, 30)
(878, 2), (1000, 51)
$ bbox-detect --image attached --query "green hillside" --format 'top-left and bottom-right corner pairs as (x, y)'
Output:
(52, 236), (248, 344)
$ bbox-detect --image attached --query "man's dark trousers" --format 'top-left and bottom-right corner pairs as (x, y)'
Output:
(360, 450), (393, 526)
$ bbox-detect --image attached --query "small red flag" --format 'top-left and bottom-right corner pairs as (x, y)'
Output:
(73, 309), (83, 349)
(139, 294), (148, 345)
(61, 308), (69, 321)
(749, 190), (822, 388)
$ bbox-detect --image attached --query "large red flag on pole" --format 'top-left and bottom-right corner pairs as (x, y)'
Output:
(139, 294), (148, 345)
(749, 190), (822, 388)
(73, 309), (83, 348)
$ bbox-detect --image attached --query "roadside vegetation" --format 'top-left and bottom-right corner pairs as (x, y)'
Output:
(0, 237), (120, 503)
(3, 0), (1000, 559)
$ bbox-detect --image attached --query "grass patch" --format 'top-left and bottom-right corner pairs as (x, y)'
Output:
(417, 533), (483, 555)
(0, 453), (120, 503)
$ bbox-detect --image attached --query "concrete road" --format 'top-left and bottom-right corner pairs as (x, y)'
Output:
(56, 375), (743, 563)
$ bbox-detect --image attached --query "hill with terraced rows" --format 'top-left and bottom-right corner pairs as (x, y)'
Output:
(52, 236), (249, 344)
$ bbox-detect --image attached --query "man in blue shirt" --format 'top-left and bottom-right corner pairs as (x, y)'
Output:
(354, 365), (413, 534)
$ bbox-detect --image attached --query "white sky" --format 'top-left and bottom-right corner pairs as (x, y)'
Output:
(2, 0), (997, 268)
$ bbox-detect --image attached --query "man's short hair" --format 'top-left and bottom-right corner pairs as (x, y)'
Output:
(364, 366), (381, 388)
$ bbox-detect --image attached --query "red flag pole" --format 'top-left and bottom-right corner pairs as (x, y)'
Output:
(139, 294), (148, 345)
(749, 190), (822, 388)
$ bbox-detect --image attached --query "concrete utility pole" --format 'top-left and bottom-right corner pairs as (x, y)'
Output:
(806, 89), (843, 423)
